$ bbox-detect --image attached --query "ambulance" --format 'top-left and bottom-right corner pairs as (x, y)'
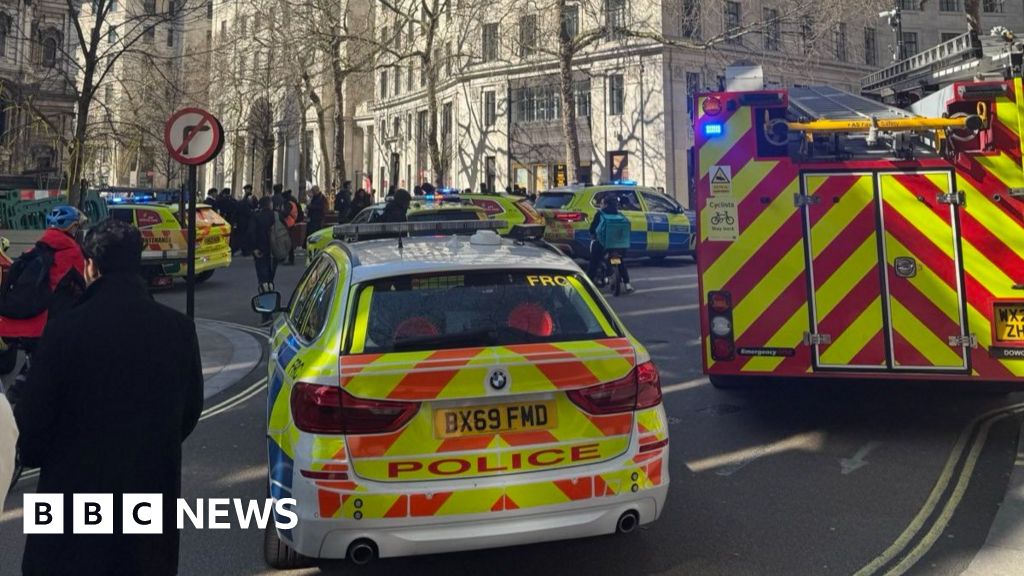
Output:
(692, 31), (1024, 387)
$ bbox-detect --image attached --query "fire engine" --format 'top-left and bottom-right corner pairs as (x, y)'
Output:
(692, 30), (1024, 387)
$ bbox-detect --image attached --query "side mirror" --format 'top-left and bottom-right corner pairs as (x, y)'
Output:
(252, 292), (283, 314)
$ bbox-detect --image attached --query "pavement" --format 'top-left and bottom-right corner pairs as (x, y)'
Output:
(965, 423), (1024, 576)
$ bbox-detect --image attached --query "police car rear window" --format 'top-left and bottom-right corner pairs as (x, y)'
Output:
(348, 271), (618, 354)
(534, 193), (575, 209)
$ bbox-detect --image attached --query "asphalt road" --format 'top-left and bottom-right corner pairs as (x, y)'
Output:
(1, 254), (1021, 576)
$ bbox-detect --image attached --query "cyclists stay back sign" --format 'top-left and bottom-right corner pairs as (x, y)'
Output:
(707, 165), (738, 241)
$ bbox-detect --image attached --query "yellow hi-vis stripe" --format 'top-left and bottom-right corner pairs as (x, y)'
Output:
(890, 300), (964, 367)
(348, 286), (374, 354)
(880, 174), (957, 261)
(821, 295), (885, 366)
(698, 110), (752, 178)
(700, 160), (780, 242)
(813, 236), (880, 325)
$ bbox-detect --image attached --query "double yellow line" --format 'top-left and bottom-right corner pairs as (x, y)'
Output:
(855, 401), (1024, 576)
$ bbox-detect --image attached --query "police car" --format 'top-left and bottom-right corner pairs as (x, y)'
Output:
(535, 184), (695, 260)
(253, 220), (669, 568)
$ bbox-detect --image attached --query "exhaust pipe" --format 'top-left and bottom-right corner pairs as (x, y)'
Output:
(616, 510), (639, 534)
(347, 539), (377, 566)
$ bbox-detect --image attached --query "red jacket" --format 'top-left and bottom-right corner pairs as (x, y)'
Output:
(0, 229), (85, 339)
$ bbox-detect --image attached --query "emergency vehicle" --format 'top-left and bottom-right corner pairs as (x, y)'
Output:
(253, 220), (668, 568)
(693, 31), (1024, 387)
(536, 184), (696, 261)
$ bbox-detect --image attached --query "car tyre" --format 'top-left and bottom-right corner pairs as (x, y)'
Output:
(195, 270), (215, 283)
(263, 525), (309, 570)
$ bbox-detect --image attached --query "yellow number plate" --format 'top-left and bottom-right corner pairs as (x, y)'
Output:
(995, 303), (1024, 342)
(204, 236), (222, 246)
(434, 400), (557, 438)
(609, 257), (622, 265)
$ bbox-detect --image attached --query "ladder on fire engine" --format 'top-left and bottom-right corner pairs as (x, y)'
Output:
(860, 29), (1022, 103)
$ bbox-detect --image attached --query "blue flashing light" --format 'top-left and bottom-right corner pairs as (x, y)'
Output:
(703, 123), (724, 137)
(612, 179), (637, 186)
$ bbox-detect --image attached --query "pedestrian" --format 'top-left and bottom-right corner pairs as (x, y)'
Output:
(205, 188), (218, 205)
(0, 205), (86, 403)
(587, 195), (633, 293)
(349, 188), (372, 221)
(235, 191), (253, 256)
(281, 189), (301, 265)
(381, 188), (411, 223)
(334, 189), (352, 223)
(0, 388), (15, 512)
(413, 185), (423, 196)
(422, 182), (435, 196)
(249, 197), (278, 325)
(306, 185), (326, 237)
(14, 218), (204, 576)
(271, 183), (284, 211)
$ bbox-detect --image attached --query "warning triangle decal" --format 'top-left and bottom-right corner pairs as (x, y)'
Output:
(712, 168), (730, 184)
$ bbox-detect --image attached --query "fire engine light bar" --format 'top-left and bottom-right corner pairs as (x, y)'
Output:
(332, 219), (503, 240)
(703, 123), (724, 136)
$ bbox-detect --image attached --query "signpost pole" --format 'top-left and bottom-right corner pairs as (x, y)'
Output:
(186, 165), (197, 319)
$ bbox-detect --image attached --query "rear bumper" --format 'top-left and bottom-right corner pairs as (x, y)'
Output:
(286, 484), (668, 560)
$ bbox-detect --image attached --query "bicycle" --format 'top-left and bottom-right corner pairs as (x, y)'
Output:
(710, 211), (735, 226)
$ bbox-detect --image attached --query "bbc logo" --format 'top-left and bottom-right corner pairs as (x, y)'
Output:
(24, 494), (164, 535)
(23, 494), (298, 534)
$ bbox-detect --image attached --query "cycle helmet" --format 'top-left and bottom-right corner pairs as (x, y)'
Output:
(46, 205), (82, 231)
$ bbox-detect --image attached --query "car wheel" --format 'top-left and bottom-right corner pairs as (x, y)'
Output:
(0, 345), (18, 375)
(263, 525), (309, 570)
(195, 270), (215, 283)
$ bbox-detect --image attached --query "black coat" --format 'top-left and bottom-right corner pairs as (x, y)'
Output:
(307, 194), (326, 227)
(248, 208), (276, 255)
(14, 273), (204, 576)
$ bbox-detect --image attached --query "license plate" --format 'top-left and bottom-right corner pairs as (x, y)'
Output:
(609, 257), (622, 265)
(204, 236), (221, 246)
(434, 400), (557, 438)
(994, 303), (1024, 342)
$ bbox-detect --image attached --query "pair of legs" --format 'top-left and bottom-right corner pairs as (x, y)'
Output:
(254, 255), (279, 324)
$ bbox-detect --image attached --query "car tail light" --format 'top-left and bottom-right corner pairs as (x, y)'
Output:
(707, 290), (735, 361)
(516, 201), (543, 223)
(291, 382), (419, 434)
(568, 361), (662, 414)
(554, 211), (586, 222)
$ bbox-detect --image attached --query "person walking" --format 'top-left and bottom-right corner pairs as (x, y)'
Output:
(14, 218), (204, 576)
(280, 190), (301, 265)
(381, 188), (411, 223)
(306, 185), (326, 237)
(249, 197), (279, 325)
(333, 189), (352, 223)
(271, 184), (284, 212)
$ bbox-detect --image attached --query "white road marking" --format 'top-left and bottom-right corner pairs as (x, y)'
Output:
(840, 441), (881, 475)
(640, 273), (698, 282)
(618, 303), (700, 317)
(633, 283), (698, 295)
(686, 431), (826, 475)
(662, 377), (710, 394)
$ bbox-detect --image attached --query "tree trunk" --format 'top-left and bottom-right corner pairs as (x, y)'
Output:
(425, 51), (443, 187)
(557, 0), (582, 185)
(330, 38), (347, 191)
(68, 79), (95, 207)
(304, 74), (331, 188)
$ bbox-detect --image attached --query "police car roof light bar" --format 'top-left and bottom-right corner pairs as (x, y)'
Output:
(332, 219), (504, 241)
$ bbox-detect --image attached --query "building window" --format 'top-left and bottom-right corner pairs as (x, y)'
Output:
(519, 15), (536, 58)
(0, 14), (9, 58)
(896, 0), (916, 9)
(381, 25), (388, 45)
(941, 32), (960, 42)
(206, 0), (212, 19)
(800, 16), (813, 55)
(144, 25), (155, 43)
(984, 0), (1004, 12)
(420, 60), (427, 87)
(903, 31), (918, 56)
(723, 1), (741, 44)
(143, 0), (156, 15)
(681, 0), (699, 38)
(42, 36), (58, 67)
(104, 84), (113, 103)
(111, 0), (118, 12)
(575, 79), (591, 117)
(108, 25), (118, 44)
(606, 0), (626, 36)
(483, 90), (496, 126)
(561, 5), (578, 40)
(608, 74), (624, 116)
(167, 28), (174, 47)
(445, 41), (452, 76)
(939, 0), (961, 11)
(379, 121), (386, 141)
(168, 0), (177, 16)
(407, 65), (413, 91)
(239, 15), (248, 36)
(394, 66), (400, 95)
(380, 70), (388, 99)
(763, 8), (779, 51)
(834, 23), (846, 62)
(393, 116), (401, 139)
(220, 20), (226, 36)
(864, 27), (876, 66)
(482, 23), (498, 62)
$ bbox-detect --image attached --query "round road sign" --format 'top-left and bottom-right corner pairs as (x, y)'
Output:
(164, 108), (224, 166)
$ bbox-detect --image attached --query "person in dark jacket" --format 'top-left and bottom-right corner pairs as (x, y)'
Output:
(587, 195), (633, 293)
(306, 185), (326, 237)
(271, 183), (284, 211)
(249, 196), (278, 325)
(381, 188), (411, 223)
(14, 218), (203, 576)
(334, 189), (352, 222)
(348, 188), (372, 221)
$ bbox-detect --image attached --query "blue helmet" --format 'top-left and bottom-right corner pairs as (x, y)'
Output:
(46, 205), (82, 231)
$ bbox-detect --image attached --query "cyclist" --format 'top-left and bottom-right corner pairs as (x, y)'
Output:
(587, 195), (633, 293)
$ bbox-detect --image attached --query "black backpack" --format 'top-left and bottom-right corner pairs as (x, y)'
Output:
(0, 242), (56, 319)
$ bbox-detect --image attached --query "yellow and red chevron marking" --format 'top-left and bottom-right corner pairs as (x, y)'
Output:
(313, 459), (665, 520)
(696, 83), (1024, 381)
(340, 339), (636, 401)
